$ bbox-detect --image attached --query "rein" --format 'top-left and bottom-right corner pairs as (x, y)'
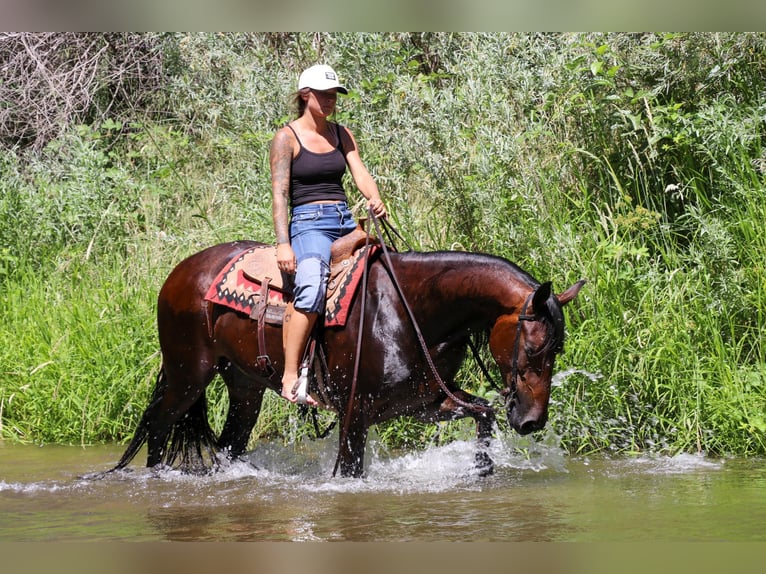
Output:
(332, 221), (374, 476)
(368, 211), (493, 415)
(466, 335), (501, 392)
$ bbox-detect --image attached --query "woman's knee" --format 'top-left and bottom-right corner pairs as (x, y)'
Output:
(293, 255), (329, 313)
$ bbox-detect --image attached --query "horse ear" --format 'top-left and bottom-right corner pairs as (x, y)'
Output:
(557, 279), (587, 305)
(532, 281), (552, 314)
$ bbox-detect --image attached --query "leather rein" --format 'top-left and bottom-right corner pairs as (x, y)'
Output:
(332, 210), (536, 475)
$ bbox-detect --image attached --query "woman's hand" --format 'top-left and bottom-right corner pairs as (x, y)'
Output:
(368, 197), (387, 219)
(276, 243), (296, 274)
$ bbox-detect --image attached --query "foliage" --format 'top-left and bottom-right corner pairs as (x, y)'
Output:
(1, 33), (764, 457)
(0, 32), (167, 150)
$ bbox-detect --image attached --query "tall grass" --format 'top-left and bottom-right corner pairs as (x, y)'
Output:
(1, 32), (764, 456)
(0, 257), (157, 442)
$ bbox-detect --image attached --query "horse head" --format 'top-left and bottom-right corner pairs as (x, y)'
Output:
(489, 279), (585, 435)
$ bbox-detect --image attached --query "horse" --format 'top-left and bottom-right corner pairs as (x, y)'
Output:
(110, 236), (585, 478)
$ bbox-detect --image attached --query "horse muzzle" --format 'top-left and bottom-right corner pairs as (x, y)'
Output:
(506, 398), (548, 435)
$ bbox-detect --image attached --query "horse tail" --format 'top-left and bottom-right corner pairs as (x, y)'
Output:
(110, 366), (170, 472)
(110, 365), (220, 474)
(162, 384), (220, 474)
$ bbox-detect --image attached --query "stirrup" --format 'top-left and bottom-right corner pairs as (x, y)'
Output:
(292, 365), (310, 405)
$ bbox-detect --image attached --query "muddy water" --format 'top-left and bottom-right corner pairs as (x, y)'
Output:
(1, 435), (765, 542)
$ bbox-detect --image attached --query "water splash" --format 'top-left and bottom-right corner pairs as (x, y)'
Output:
(231, 428), (572, 495)
(551, 367), (603, 388)
(0, 479), (68, 494)
(0, 436), (723, 500)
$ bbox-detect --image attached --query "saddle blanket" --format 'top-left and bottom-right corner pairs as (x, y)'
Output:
(203, 244), (379, 328)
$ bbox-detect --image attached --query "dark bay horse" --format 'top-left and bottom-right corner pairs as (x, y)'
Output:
(111, 240), (585, 477)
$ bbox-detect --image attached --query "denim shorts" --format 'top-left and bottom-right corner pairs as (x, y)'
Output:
(289, 202), (358, 313)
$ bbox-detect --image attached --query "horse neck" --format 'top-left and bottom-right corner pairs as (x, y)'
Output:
(391, 251), (535, 332)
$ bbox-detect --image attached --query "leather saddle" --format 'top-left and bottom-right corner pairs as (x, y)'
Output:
(242, 223), (377, 376)
(241, 222), (375, 290)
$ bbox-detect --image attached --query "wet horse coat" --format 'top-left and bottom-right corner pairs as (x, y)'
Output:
(112, 240), (585, 477)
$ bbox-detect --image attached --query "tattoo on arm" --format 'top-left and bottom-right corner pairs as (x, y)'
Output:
(270, 130), (293, 244)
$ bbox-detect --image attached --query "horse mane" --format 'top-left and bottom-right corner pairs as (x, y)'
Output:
(401, 250), (539, 289)
(538, 293), (566, 355)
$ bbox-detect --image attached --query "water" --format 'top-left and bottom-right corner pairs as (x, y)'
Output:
(1, 436), (765, 542)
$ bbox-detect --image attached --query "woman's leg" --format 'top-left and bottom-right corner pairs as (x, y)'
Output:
(281, 203), (357, 404)
(280, 304), (318, 405)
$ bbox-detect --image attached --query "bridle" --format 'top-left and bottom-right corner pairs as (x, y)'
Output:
(503, 292), (537, 409)
(466, 291), (537, 410)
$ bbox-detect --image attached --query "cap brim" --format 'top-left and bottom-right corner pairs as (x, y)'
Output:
(298, 84), (348, 94)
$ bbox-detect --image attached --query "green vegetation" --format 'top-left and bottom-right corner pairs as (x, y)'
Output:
(1, 33), (764, 456)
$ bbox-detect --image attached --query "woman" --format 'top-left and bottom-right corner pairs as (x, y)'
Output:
(270, 64), (387, 405)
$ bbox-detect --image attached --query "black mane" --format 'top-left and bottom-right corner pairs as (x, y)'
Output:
(539, 293), (566, 355)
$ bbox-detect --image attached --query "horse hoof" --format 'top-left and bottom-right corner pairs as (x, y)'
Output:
(475, 451), (494, 477)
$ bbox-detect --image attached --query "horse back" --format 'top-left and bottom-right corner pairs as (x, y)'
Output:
(158, 241), (266, 311)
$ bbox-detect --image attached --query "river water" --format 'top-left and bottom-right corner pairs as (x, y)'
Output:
(1, 434), (765, 542)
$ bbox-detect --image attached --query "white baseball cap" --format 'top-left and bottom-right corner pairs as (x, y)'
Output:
(298, 64), (348, 94)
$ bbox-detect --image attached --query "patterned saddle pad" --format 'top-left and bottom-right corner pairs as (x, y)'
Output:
(203, 243), (379, 327)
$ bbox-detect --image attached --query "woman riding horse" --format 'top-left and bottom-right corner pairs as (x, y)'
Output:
(270, 64), (386, 406)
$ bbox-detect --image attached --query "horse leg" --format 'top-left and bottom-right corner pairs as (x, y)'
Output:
(217, 363), (266, 461)
(418, 390), (497, 477)
(472, 405), (496, 477)
(337, 416), (369, 478)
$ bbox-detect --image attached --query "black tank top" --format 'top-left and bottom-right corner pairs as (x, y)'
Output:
(288, 123), (348, 207)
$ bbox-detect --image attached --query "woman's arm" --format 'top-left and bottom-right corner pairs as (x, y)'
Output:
(341, 126), (387, 218)
(270, 127), (297, 272)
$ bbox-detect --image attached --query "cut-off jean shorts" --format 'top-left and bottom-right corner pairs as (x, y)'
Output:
(289, 201), (357, 313)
